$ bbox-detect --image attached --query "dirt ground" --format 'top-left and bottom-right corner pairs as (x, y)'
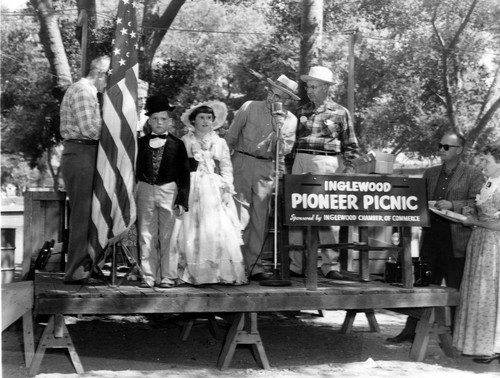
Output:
(2, 309), (500, 378)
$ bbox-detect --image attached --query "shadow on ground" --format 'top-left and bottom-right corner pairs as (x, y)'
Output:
(2, 310), (499, 377)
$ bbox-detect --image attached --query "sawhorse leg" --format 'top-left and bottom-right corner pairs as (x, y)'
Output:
(180, 314), (221, 341)
(28, 314), (84, 376)
(23, 311), (35, 367)
(340, 310), (380, 333)
(410, 307), (454, 362)
(217, 312), (270, 370)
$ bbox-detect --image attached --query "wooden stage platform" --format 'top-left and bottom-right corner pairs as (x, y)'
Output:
(26, 271), (460, 376)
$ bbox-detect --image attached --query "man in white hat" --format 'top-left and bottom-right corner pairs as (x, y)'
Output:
(289, 66), (360, 280)
(225, 74), (300, 281)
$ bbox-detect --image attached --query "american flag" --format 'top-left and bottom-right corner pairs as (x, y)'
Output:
(89, 0), (139, 262)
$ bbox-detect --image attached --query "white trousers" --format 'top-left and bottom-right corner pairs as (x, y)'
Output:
(289, 153), (341, 276)
(137, 181), (179, 285)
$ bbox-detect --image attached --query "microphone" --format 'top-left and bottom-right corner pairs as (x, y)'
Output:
(271, 102), (285, 116)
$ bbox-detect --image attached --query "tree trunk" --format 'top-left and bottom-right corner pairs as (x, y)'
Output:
(30, 0), (73, 101)
(299, 0), (323, 103)
(140, 0), (186, 81)
(76, 0), (97, 76)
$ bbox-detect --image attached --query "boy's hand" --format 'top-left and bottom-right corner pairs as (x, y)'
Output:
(174, 205), (186, 217)
(222, 192), (233, 207)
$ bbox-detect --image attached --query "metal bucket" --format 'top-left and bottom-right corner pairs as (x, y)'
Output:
(1, 228), (16, 283)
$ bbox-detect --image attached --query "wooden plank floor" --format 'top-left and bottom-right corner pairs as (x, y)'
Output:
(35, 271), (459, 316)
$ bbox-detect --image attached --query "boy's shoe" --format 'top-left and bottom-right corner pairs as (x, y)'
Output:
(158, 282), (174, 289)
(139, 279), (154, 288)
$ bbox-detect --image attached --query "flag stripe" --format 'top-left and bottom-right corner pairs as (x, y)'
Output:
(90, 0), (139, 260)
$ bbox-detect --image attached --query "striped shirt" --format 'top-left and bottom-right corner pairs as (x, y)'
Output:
(295, 98), (359, 168)
(60, 78), (102, 140)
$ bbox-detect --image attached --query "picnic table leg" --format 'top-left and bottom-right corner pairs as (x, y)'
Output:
(28, 314), (84, 376)
(217, 312), (270, 370)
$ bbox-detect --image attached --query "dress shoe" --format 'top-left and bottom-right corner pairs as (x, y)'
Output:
(472, 354), (500, 364)
(325, 271), (344, 280)
(249, 272), (272, 281)
(63, 268), (91, 284)
(289, 271), (305, 278)
(386, 333), (415, 343)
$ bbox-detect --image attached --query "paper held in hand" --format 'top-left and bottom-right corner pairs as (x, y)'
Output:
(429, 206), (467, 222)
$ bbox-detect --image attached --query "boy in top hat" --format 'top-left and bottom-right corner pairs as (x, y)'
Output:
(136, 94), (190, 288)
(225, 74), (299, 281)
(289, 66), (360, 280)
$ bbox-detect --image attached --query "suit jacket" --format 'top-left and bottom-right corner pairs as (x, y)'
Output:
(136, 133), (190, 210)
(422, 161), (484, 258)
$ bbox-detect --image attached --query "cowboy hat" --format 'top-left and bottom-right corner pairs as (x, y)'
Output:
(180, 101), (228, 130)
(300, 66), (335, 84)
(267, 75), (300, 101)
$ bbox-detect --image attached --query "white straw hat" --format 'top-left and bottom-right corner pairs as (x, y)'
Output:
(266, 75), (300, 100)
(180, 101), (228, 130)
(300, 66), (335, 84)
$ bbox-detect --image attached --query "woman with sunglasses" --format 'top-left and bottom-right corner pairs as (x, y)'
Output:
(453, 143), (500, 364)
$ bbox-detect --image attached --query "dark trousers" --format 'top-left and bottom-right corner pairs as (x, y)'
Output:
(400, 217), (465, 335)
(60, 142), (97, 280)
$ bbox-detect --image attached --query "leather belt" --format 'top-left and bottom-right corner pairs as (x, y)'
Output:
(65, 139), (99, 145)
(296, 149), (339, 156)
(236, 150), (271, 161)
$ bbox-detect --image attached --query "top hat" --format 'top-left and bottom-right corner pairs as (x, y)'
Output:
(267, 75), (300, 101)
(144, 95), (175, 116)
(300, 66), (335, 84)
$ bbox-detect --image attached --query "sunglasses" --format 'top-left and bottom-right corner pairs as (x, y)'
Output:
(438, 143), (461, 151)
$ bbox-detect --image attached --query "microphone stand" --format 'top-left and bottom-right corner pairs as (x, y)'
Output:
(260, 102), (291, 287)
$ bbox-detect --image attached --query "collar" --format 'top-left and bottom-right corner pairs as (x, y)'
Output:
(80, 77), (98, 94)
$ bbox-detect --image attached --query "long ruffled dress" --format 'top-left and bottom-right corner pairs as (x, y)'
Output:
(173, 131), (248, 285)
(453, 178), (500, 356)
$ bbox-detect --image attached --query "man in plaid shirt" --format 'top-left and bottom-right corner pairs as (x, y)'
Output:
(289, 66), (359, 280)
(60, 55), (110, 284)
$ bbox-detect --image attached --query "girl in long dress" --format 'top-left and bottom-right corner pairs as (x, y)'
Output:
(173, 102), (248, 286)
(454, 144), (500, 364)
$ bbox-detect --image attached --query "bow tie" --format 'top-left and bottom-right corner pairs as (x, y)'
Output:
(150, 134), (167, 139)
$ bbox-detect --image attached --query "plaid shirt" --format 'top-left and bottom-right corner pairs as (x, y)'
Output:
(60, 78), (102, 140)
(295, 98), (359, 168)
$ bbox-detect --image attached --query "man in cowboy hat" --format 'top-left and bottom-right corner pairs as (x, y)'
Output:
(225, 74), (300, 281)
(289, 66), (360, 280)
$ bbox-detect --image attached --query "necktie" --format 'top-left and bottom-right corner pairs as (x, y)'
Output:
(151, 134), (167, 139)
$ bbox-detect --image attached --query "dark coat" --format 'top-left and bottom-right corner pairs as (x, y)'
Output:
(422, 161), (484, 258)
(136, 133), (190, 210)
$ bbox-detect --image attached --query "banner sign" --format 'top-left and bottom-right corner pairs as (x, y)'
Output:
(283, 174), (429, 227)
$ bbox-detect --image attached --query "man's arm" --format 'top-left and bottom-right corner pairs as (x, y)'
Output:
(450, 166), (485, 213)
(73, 86), (102, 139)
(341, 109), (359, 173)
(225, 102), (250, 151)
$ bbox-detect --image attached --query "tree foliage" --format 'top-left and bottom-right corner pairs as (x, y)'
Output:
(2, 0), (500, 191)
